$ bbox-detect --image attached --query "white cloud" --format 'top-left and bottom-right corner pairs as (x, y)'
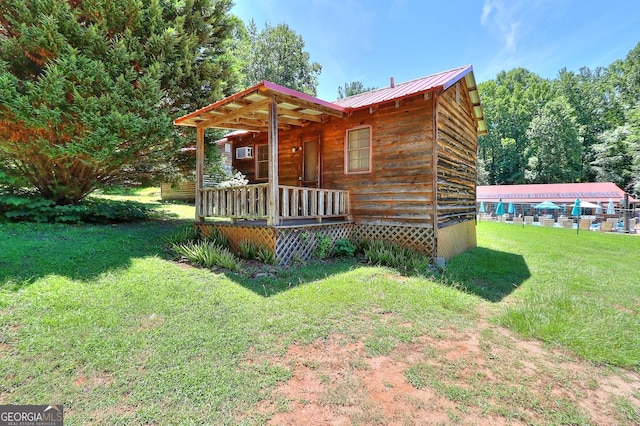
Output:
(481, 0), (521, 53)
(481, 0), (494, 26)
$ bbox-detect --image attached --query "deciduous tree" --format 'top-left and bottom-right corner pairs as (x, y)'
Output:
(525, 97), (582, 183)
(591, 126), (634, 192)
(233, 20), (322, 95)
(555, 67), (624, 182)
(478, 68), (554, 184)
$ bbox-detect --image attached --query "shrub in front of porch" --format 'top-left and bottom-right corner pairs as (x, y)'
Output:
(172, 240), (241, 272)
(166, 225), (241, 272)
(238, 239), (277, 265)
(362, 240), (431, 274)
(333, 238), (356, 257)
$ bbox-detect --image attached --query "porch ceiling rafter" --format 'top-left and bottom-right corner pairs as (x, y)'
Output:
(272, 93), (344, 118)
(227, 116), (291, 131)
(276, 107), (323, 123)
(176, 81), (346, 132)
(196, 98), (272, 129)
(223, 112), (306, 127)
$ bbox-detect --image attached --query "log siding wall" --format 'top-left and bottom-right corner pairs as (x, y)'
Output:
(231, 94), (437, 228)
(226, 85), (478, 258)
(435, 80), (478, 227)
(324, 96), (436, 227)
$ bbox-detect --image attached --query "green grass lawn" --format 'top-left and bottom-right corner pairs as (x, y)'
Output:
(93, 186), (196, 220)
(450, 222), (640, 367)
(1, 213), (638, 424)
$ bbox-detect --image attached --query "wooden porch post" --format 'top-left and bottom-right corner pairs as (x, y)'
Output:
(195, 126), (205, 223)
(267, 99), (280, 226)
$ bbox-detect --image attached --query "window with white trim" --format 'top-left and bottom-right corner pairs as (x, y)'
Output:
(256, 144), (268, 179)
(345, 126), (371, 173)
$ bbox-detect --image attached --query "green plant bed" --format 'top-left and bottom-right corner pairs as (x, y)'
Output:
(0, 193), (150, 223)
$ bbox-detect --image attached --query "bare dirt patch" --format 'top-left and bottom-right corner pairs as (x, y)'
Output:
(253, 320), (640, 425)
(137, 313), (165, 331)
(73, 373), (114, 393)
(0, 342), (12, 355)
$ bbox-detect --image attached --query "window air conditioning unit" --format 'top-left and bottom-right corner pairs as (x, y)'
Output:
(236, 146), (253, 159)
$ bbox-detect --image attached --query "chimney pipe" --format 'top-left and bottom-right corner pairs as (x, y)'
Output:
(390, 77), (395, 88)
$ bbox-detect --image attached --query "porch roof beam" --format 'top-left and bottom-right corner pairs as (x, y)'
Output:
(196, 98), (272, 129)
(276, 106), (323, 122)
(226, 116), (292, 131)
(273, 93), (344, 118)
(195, 99), (315, 131)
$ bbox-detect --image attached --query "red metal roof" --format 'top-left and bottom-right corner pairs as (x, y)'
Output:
(177, 65), (472, 124)
(174, 65), (486, 135)
(332, 65), (473, 109)
(477, 183), (636, 204)
(174, 81), (348, 127)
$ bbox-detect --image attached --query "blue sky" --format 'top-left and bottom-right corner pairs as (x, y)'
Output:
(231, 0), (640, 101)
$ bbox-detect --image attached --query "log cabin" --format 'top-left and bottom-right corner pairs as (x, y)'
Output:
(173, 65), (487, 264)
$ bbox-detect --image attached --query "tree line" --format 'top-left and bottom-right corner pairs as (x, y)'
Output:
(478, 43), (640, 197)
(1, 0), (638, 206)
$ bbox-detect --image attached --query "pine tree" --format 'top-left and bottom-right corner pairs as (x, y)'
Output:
(0, 0), (237, 205)
(337, 81), (377, 99)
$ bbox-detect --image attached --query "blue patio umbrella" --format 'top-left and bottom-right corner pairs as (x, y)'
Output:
(495, 198), (505, 216)
(596, 201), (602, 214)
(572, 198), (581, 234)
(607, 198), (615, 215)
(571, 198), (581, 216)
(508, 202), (515, 215)
(479, 201), (486, 213)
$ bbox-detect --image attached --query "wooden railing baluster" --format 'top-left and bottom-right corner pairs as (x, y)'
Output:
(198, 184), (349, 222)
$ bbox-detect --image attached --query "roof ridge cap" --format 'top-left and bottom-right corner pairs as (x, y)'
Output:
(335, 64), (472, 103)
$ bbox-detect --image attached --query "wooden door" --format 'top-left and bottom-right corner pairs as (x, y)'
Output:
(302, 140), (319, 187)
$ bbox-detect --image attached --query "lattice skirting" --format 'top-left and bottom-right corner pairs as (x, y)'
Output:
(195, 223), (276, 254)
(195, 221), (475, 265)
(275, 223), (354, 265)
(351, 224), (435, 257)
(195, 222), (354, 265)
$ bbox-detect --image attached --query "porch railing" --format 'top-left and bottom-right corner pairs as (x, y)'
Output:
(198, 183), (350, 222)
(279, 185), (350, 219)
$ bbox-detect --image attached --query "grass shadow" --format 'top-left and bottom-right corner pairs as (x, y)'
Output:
(224, 258), (359, 297)
(0, 220), (189, 290)
(435, 247), (531, 302)
(224, 245), (531, 301)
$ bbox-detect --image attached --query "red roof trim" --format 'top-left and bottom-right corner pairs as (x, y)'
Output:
(174, 81), (347, 126)
(174, 83), (267, 125)
(174, 65), (485, 132)
(442, 65), (473, 90)
(261, 81), (349, 113)
(477, 183), (636, 203)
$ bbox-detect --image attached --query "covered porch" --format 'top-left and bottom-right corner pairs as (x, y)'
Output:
(174, 82), (353, 263)
(174, 81), (351, 227)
